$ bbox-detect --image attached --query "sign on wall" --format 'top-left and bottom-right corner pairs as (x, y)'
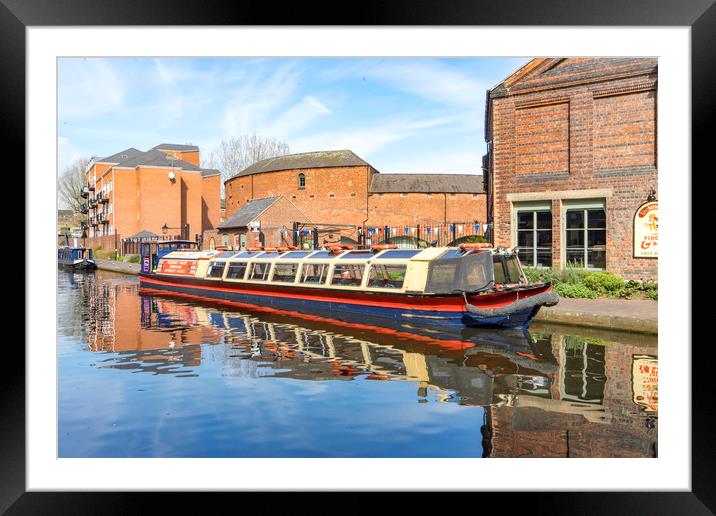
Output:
(632, 354), (658, 413)
(633, 200), (658, 258)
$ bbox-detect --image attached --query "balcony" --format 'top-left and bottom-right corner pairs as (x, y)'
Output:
(81, 187), (89, 199)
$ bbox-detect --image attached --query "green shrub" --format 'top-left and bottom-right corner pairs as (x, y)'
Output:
(92, 246), (114, 260)
(560, 262), (590, 285)
(523, 266), (562, 285)
(556, 282), (597, 299)
(646, 289), (658, 301)
(123, 254), (140, 263)
(583, 271), (625, 295)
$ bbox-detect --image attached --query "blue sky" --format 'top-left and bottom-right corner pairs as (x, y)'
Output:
(58, 57), (530, 176)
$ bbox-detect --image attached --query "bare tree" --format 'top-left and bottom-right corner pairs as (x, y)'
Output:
(202, 134), (290, 187)
(58, 156), (90, 213)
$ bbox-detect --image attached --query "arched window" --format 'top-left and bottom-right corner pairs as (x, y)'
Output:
(298, 173), (306, 189)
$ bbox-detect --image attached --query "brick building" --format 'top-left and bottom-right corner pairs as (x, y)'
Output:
(208, 195), (310, 250)
(484, 58), (658, 280)
(83, 143), (221, 247)
(224, 150), (486, 238)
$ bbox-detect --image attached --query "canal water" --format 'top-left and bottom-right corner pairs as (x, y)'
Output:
(58, 270), (658, 458)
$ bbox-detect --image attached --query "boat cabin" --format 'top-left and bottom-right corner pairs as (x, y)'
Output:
(58, 247), (93, 263)
(140, 240), (201, 273)
(147, 244), (528, 295)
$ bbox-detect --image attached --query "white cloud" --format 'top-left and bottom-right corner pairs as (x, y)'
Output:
(289, 114), (458, 157)
(58, 58), (126, 119)
(377, 151), (484, 174)
(222, 62), (303, 136)
(57, 136), (87, 175)
(257, 96), (332, 140)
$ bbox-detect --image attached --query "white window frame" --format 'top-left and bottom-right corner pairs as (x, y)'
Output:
(512, 201), (553, 268)
(561, 198), (607, 270)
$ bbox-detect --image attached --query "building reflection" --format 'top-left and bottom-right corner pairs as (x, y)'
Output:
(78, 273), (658, 457)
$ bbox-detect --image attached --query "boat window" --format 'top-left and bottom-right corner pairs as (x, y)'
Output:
(249, 262), (271, 281)
(308, 250), (340, 259)
(425, 261), (459, 293)
(375, 250), (421, 260)
(367, 264), (407, 289)
(253, 252), (279, 260)
(231, 251), (254, 259)
(330, 264), (365, 287)
(206, 261), (226, 278)
(425, 252), (494, 294)
(300, 263), (328, 284)
(504, 254), (523, 284)
(492, 256), (508, 284)
(339, 251), (372, 259)
(272, 263), (298, 282)
(215, 251), (236, 259)
(280, 251), (311, 259)
(439, 249), (464, 259)
(226, 262), (248, 280)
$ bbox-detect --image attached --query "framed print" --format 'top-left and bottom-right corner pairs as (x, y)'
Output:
(6, 0), (708, 512)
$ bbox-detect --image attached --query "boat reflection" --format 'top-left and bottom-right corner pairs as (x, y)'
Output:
(74, 274), (658, 457)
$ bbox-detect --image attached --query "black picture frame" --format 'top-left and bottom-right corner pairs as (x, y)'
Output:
(6, 0), (706, 513)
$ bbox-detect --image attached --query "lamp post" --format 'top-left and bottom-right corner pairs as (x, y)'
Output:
(162, 223), (190, 240)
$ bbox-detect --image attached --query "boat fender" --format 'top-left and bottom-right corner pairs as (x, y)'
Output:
(459, 242), (492, 250)
(464, 290), (559, 318)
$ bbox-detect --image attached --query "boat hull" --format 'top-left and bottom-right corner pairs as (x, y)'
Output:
(139, 273), (552, 330)
(59, 260), (97, 271)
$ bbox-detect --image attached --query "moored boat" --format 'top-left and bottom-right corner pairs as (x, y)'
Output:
(138, 242), (559, 330)
(58, 246), (97, 271)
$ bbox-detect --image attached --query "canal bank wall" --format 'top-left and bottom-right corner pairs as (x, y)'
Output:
(95, 259), (657, 334)
(95, 259), (140, 275)
(536, 298), (657, 335)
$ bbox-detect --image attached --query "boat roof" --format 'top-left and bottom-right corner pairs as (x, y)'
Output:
(158, 246), (495, 262)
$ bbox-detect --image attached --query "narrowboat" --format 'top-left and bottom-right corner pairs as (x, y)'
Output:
(138, 242), (559, 330)
(57, 246), (97, 271)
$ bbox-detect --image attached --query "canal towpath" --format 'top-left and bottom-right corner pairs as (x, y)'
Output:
(94, 259), (657, 335)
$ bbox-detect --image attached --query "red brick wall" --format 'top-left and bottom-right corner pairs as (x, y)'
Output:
(593, 91), (657, 170)
(226, 165), (374, 227)
(368, 192), (486, 226)
(515, 102), (569, 175)
(225, 166), (487, 229)
(487, 58), (658, 280)
(218, 196), (309, 249)
(201, 174), (221, 231)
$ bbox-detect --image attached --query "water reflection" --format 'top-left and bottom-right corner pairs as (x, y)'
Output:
(59, 271), (658, 458)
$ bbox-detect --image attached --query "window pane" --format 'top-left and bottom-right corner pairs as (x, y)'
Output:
(587, 209), (606, 229)
(272, 263), (298, 282)
(226, 262), (247, 279)
(517, 248), (534, 267)
(536, 249), (552, 268)
(536, 211), (552, 229)
(301, 263), (328, 284)
(493, 257), (508, 284)
(517, 230), (534, 248)
(250, 262), (271, 280)
(505, 255), (522, 283)
(367, 265), (407, 289)
(517, 212), (534, 230)
(207, 261), (225, 278)
(588, 229), (607, 247)
(331, 264), (365, 286)
(566, 210), (584, 229)
(587, 250), (606, 269)
(566, 229), (584, 247)
(566, 250), (585, 267)
(536, 230), (552, 247)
